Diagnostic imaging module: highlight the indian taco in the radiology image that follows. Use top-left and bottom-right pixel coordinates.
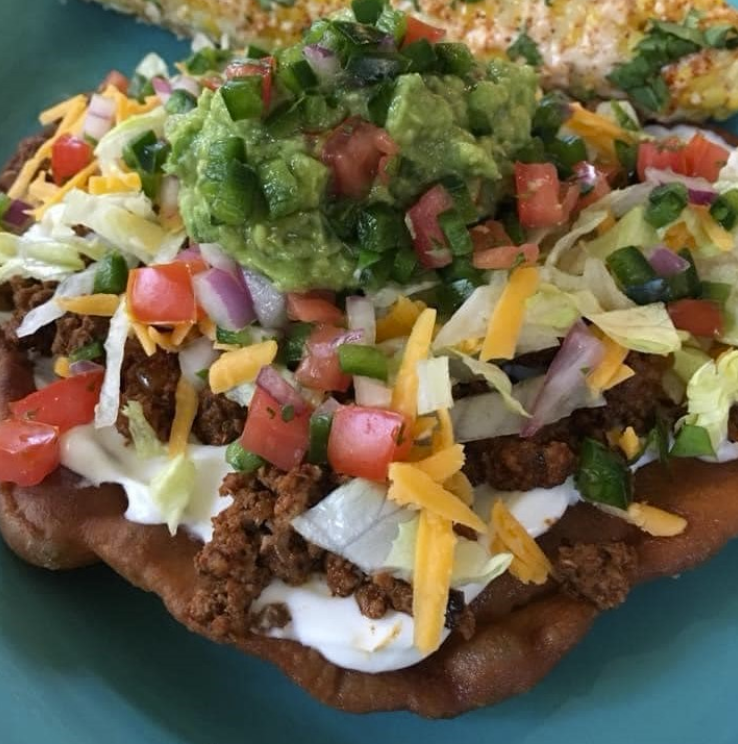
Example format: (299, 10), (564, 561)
(2, 1), (738, 717)
(87, 0), (738, 123)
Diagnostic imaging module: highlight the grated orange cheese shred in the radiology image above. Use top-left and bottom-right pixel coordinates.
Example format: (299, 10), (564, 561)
(208, 340), (278, 394)
(626, 503), (687, 537)
(375, 296), (426, 342)
(618, 426), (641, 460)
(444, 470), (474, 506)
(33, 160), (99, 219)
(693, 205), (734, 251)
(412, 444), (465, 484)
(490, 500), (552, 585)
(56, 293), (120, 316)
(53, 356), (71, 378)
(131, 322), (157, 356)
(432, 408), (455, 452)
(412, 509), (457, 654)
(88, 172), (142, 196)
(168, 377), (199, 458)
(391, 307), (436, 420)
(480, 266), (539, 362)
(587, 333), (630, 392)
(566, 103), (638, 159)
(388, 462), (486, 532)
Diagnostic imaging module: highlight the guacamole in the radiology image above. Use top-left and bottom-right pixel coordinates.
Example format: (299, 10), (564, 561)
(165, 8), (538, 291)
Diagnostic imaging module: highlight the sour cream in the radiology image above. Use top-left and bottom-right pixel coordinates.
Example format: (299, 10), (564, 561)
(59, 424), (232, 542)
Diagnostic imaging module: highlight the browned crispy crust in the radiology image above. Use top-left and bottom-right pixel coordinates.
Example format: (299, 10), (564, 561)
(2, 343), (738, 717)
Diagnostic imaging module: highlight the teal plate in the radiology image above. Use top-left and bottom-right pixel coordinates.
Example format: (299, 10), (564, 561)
(2, 2), (738, 742)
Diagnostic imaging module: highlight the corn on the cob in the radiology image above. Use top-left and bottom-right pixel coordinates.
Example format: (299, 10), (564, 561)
(88, 0), (738, 121)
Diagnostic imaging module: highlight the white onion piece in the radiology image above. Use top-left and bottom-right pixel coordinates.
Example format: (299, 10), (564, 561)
(521, 321), (605, 437)
(192, 268), (255, 331)
(242, 269), (288, 329)
(179, 336), (219, 390)
(354, 377), (393, 408)
(199, 242), (239, 275)
(346, 295), (376, 344)
(159, 176), (180, 219)
(171, 75), (201, 97)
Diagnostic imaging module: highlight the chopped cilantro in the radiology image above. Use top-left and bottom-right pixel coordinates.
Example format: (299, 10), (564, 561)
(507, 31), (543, 67)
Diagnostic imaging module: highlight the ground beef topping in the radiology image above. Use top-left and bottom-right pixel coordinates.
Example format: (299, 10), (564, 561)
(52, 314), (110, 358)
(1, 277), (56, 354)
(190, 465), (476, 640)
(192, 387), (247, 446)
(555, 542), (637, 610)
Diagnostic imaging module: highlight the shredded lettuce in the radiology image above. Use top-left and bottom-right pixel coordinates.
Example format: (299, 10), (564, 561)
(679, 349), (738, 450)
(583, 206), (659, 261)
(61, 190), (185, 262)
(586, 304), (681, 355)
(432, 274), (505, 350)
(122, 401), (167, 459)
(150, 453), (197, 535)
(95, 106), (168, 175)
(672, 346), (711, 384)
(291, 478), (413, 573)
(383, 517), (513, 587)
(416, 357), (453, 415)
(95, 298), (131, 429)
(544, 208), (609, 269)
(450, 351), (529, 417)
(0, 229), (91, 283)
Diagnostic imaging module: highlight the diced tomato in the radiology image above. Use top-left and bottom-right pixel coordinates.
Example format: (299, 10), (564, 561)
(470, 220), (513, 251)
(402, 16), (446, 47)
(224, 56), (275, 109)
(9, 371), (105, 433)
(295, 325), (352, 393)
(321, 117), (398, 199)
(240, 386), (312, 471)
(51, 134), (93, 186)
(684, 133), (730, 182)
(0, 419), (60, 487)
(636, 138), (688, 182)
(100, 69), (129, 94)
(667, 299), (724, 338)
(472, 243), (540, 270)
(327, 406), (412, 481)
(514, 162), (565, 229)
(286, 293), (344, 325)
(406, 184), (455, 268)
(127, 263), (197, 325)
(573, 162), (612, 211)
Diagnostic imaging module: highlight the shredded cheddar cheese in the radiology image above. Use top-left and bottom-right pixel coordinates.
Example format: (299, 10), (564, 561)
(412, 509), (456, 654)
(587, 333), (630, 392)
(391, 307), (436, 420)
(693, 205), (734, 251)
(444, 471), (474, 506)
(490, 500), (552, 586)
(388, 462), (486, 532)
(168, 377), (199, 458)
(56, 293), (120, 316)
(566, 103), (638, 159)
(33, 160), (99, 220)
(53, 356), (71, 378)
(88, 172), (143, 196)
(412, 444), (465, 483)
(618, 426), (641, 460)
(626, 503), (687, 537)
(132, 322), (158, 356)
(432, 408), (455, 452)
(375, 296), (426, 342)
(480, 266), (539, 362)
(208, 340), (278, 394)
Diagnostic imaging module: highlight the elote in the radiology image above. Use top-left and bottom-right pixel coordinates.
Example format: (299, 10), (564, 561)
(87, 0), (738, 121)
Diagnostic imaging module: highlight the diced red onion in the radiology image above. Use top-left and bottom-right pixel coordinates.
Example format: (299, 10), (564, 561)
(159, 175), (180, 219)
(192, 268), (255, 331)
(83, 93), (117, 141)
(174, 245), (202, 263)
(256, 365), (309, 414)
(171, 75), (201, 97)
(648, 246), (690, 277)
(242, 270), (288, 329)
(303, 44), (341, 80)
(88, 93), (116, 120)
(573, 161), (597, 192)
(152, 76), (172, 104)
(644, 167), (717, 204)
(521, 321), (605, 438)
(2, 199), (32, 229)
(354, 377), (393, 408)
(331, 329), (364, 348)
(346, 295), (376, 345)
(69, 360), (105, 376)
(199, 242), (239, 275)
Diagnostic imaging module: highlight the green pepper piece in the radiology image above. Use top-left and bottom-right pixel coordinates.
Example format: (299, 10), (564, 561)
(645, 183), (688, 228)
(225, 441), (266, 472)
(94, 251), (129, 295)
(220, 78), (264, 121)
(216, 326), (252, 346)
(574, 438), (633, 509)
(69, 340), (105, 363)
(307, 411), (334, 465)
(337, 344), (389, 381)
